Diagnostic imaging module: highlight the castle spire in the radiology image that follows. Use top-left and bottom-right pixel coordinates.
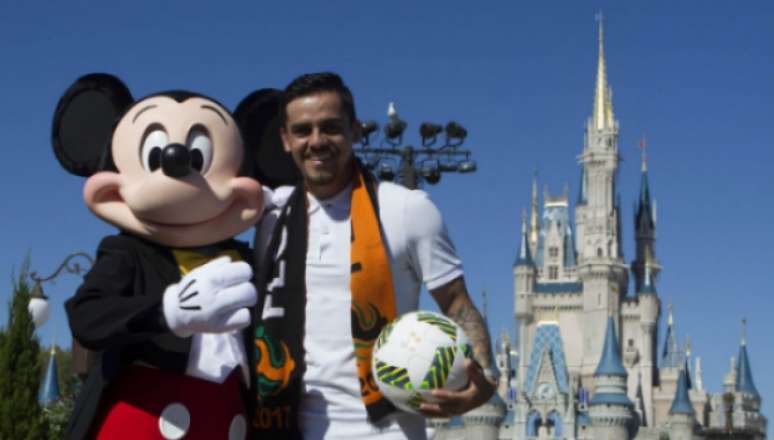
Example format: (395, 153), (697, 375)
(593, 12), (614, 131)
(594, 316), (627, 377)
(638, 138), (652, 208)
(633, 137), (658, 291)
(38, 345), (61, 406)
(515, 209), (534, 267)
(589, 317), (634, 438)
(669, 366), (695, 415)
(529, 172), (539, 252)
(736, 319), (760, 399)
(662, 303), (681, 368)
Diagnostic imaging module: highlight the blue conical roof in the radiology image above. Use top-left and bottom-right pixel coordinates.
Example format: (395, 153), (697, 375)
(636, 170), (655, 232)
(661, 312), (681, 369)
(594, 316), (627, 377)
(38, 348), (60, 406)
(736, 342), (760, 399)
(669, 367), (694, 415)
(639, 170), (651, 207)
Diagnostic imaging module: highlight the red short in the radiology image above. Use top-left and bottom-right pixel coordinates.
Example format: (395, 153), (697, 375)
(91, 365), (247, 440)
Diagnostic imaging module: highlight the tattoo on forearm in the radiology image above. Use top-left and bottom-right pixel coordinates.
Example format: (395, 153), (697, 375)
(445, 284), (494, 370)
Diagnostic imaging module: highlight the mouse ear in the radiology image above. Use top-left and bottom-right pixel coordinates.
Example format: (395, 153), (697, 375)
(234, 88), (300, 189)
(52, 73), (134, 177)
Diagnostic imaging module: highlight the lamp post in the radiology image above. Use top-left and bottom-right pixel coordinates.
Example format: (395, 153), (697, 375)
(28, 252), (94, 379)
(354, 103), (477, 190)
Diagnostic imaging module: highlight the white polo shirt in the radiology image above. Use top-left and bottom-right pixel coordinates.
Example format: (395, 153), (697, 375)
(256, 181), (464, 440)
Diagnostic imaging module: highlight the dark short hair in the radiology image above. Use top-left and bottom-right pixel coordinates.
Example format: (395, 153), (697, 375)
(281, 72), (357, 126)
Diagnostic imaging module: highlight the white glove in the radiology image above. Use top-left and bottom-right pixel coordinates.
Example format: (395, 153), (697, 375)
(162, 256), (256, 338)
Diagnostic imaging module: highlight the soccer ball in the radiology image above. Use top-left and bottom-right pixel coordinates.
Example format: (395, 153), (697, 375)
(372, 311), (471, 414)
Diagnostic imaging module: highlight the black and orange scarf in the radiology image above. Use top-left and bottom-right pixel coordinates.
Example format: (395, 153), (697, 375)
(253, 163), (397, 438)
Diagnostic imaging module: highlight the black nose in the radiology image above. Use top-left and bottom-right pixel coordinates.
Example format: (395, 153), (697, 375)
(161, 143), (191, 178)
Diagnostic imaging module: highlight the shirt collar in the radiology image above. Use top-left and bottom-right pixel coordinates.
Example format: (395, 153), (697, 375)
(307, 182), (353, 215)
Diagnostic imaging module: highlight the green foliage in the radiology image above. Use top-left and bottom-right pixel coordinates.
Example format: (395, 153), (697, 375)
(0, 264), (47, 439)
(41, 393), (75, 440)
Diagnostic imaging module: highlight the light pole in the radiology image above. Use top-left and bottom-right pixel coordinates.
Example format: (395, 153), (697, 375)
(354, 103), (477, 190)
(28, 252), (94, 379)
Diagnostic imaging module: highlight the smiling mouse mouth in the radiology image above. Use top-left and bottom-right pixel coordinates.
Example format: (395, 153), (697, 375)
(135, 199), (241, 229)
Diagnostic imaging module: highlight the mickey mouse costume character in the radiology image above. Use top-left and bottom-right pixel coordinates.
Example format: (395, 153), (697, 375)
(53, 73), (281, 440)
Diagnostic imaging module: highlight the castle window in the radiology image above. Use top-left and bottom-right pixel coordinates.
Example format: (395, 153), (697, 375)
(548, 266), (559, 280)
(548, 247), (559, 258)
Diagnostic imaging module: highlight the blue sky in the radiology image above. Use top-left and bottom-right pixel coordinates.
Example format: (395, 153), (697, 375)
(1, 0), (772, 431)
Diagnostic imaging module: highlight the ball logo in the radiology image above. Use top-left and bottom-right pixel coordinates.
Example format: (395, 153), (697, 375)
(374, 361), (413, 391)
(420, 346), (456, 390)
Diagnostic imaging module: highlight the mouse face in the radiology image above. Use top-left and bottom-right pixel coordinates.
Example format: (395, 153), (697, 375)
(53, 74), (286, 247)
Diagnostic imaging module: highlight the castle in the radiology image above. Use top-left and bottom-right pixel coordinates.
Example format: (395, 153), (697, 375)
(433, 18), (767, 440)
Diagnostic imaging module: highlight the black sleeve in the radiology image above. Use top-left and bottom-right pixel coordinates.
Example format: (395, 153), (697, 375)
(65, 236), (168, 351)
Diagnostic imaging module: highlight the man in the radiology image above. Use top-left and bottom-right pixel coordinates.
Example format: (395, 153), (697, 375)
(253, 72), (495, 439)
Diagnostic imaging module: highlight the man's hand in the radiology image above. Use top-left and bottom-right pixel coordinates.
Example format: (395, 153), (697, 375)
(419, 359), (496, 417)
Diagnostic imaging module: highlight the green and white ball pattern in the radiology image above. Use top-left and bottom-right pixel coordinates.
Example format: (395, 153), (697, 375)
(372, 311), (472, 414)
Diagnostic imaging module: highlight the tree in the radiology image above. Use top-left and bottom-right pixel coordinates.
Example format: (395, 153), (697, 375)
(0, 261), (47, 439)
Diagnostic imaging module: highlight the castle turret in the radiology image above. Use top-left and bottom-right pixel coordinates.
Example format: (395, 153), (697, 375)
(728, 320), (768, 435)
(735, 322), (760, 401)
(575, 13), (622, 260)
(514, 210), (536, 391)
(635, 261), (660, 427)
(632, 139), (662, 292)
(576, 13), (629, 380)
(514, 210), (536, 319)
(668, 366), (696, 440)
(589, 316), (634, 439)
(652, 303), (685, 426)
(661, 304), (682, 370)
(705, 321), (768, 437)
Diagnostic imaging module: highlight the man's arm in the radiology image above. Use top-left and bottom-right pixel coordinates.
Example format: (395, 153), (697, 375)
(422, 275), (496, 417)
(431, 276), (493, 371)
